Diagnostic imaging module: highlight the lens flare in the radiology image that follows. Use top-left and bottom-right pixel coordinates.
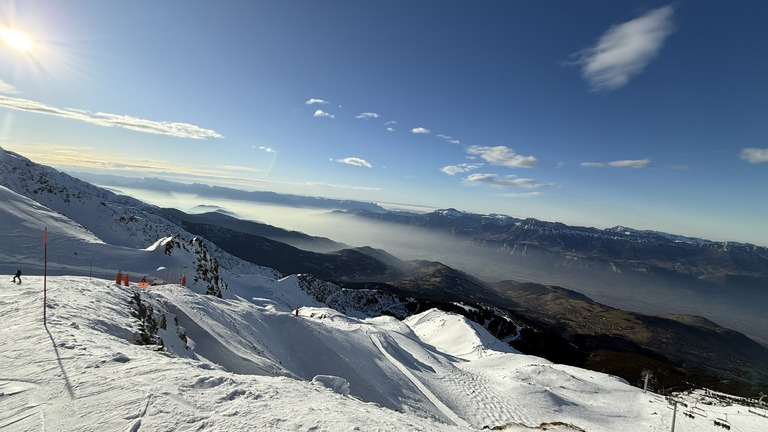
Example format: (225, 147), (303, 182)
(1, 28), (33, 51)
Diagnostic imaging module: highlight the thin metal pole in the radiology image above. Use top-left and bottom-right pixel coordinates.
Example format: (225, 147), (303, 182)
(44, 228), (47, 326)
(643, 371), (651, 393)
(670, 401), (677, 432)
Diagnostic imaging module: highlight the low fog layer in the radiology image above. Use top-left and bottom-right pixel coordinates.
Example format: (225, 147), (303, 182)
(103, 186), (768, 342)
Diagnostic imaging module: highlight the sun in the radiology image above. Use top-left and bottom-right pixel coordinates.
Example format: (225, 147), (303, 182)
(1, 28), (33, 51)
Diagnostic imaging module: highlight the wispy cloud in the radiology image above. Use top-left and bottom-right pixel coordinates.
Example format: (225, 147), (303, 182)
(0, 95), (223, 139)
(437, 134), (460, 144)
(498, 191), (543, 198)
(0, 79), (18, 94)
(463, 173), (558, 189)
(740, 148), (768, 164)
(355, 112), (380, 119)
(569, 5), (674, 91)
(581, 158), (651, 168)
(313, 109), (335, 119)
(411, 127), (430, 134)
(440, 163), (483, 176)
(306, 98), (329, 105)
(305, 181), (381, 191)
(11, 142), (382, 194)
(15, 143), (254, 180)
(218, 165), (264, 175)
(336, 157), (372, 168)
(255, 146), (276, 153)
(466, 145), (537, 168)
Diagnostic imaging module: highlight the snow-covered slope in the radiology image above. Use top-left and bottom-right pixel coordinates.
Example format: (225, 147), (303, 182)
(0, 147), (175, 248)
(0, 147), (281, 296)
(3, 148), (767, 431)
(4, 275), (766, 431)
(0, 276), (462, 431)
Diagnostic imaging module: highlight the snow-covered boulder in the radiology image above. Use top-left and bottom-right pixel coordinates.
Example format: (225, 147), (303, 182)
(311, 375), (351, 396)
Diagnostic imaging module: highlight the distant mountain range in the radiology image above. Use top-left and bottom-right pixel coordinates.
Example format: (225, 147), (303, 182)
(2, 146), (767, 397)
(70, 172), (387, 212)
(341, 207), (768, 344)
(345, 207), (768, 284)
(161, 208), (348, 253)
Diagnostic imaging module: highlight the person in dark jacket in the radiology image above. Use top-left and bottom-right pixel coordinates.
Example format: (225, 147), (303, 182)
(12, 269), (21, 284)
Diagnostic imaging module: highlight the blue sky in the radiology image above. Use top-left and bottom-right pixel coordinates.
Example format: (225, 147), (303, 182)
(1, 1), (767, 245)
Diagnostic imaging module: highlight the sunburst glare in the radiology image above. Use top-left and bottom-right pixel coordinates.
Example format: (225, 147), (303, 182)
(0, 27), (33, 51)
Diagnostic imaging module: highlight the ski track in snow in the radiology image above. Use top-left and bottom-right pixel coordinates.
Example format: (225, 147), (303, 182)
(372, 321), (534, 429)
(370, 332), (471, 428)
(430, 360), (533, 428)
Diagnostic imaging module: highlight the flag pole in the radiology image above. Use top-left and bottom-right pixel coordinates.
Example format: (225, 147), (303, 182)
(44, 227), (47, 326)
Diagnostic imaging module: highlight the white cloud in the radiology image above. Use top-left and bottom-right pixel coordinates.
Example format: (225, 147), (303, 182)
(411, 127), (430, 134)
(0, 79), (18, 94)
(355, 112), (380, 119)
(437, 134), (460, 144)
(570, 6), (674, 91)
(740, 148), (768, 164)
(385, 121), (397, 125)
(463, 173), (558, 189)
(581, 158), (651, 168)
(305, 98), (329, 105)
(257, 146), (276, 153)
(336, 157), (372, 168)
(0, 95), (223, 139)
(313, 109), (335, 119)
(386, 127), (394, 132)
(466, 145), (537, 168)
(440, 163), (483, 175)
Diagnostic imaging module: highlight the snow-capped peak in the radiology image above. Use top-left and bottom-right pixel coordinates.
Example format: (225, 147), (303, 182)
(436, 208), (465, 218)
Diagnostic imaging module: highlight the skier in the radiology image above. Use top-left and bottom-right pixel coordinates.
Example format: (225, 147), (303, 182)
(12, 269), (21, 284)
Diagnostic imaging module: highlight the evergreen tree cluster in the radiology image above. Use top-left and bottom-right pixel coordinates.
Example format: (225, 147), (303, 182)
(129, 291), (165, 347)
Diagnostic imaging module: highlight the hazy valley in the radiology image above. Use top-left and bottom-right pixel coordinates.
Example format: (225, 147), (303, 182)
(84, 173), (768, 345)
